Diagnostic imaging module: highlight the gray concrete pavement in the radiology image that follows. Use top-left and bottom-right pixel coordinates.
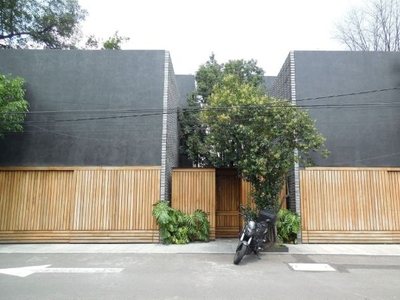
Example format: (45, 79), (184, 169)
(1, 238), (400, 255)
(1, 251), (400, 299)
(1, 243), (400, 299)
(287, 243), (400, 256)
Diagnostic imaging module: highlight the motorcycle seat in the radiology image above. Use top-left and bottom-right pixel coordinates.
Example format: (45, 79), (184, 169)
(259, 210), (277, 223)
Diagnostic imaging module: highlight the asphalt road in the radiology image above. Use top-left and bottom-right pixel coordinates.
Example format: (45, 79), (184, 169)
(1, 252), (399, 300)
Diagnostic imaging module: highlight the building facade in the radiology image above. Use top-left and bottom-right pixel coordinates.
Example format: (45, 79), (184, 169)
(0, 50), (192, 201)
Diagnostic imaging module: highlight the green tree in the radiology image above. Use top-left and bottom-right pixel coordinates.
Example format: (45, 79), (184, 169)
(195, 54), (223, 104)
(178, 92), (208, 166)
(0, 74), (29, 138)
(102, 31), (129, 50)
(195, 54), (264, 104)
(201, 76), (328, 211)
(85, 31), (130, 50)
(179, 55), (265, 166)
(0, 0), (87, 49)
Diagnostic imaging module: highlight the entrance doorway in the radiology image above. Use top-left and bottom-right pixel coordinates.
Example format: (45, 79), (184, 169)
(216, 169), (241, 238)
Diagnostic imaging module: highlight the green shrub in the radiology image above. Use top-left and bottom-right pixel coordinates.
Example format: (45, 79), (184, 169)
(152, 201), (210, 244)
(239, 204), (258, 221)
(276, 209), (301, 244)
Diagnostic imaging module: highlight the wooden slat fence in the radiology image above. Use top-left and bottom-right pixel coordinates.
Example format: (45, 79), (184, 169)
(0, 167), (161, 243)
(300, 168), (400, 243)
(172, 168), (287, 239)
(171, 168), (216, 240)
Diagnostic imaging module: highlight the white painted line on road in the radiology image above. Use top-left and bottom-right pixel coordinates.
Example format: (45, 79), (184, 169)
(0, 265), (124, 277)
(39, 268), (123, 274)
(0, 265), (51, 277)
(289, 263), (336, 272)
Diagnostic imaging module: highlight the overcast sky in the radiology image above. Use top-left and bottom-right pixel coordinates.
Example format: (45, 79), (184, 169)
(78, 0), (365, 76)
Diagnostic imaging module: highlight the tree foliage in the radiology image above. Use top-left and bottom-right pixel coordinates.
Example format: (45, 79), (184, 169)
(179, 55), (265, 166)
(85, 31), (130, 50)
(0, 0), (87, 49)
(102, 31), (129, 50)
(276, 209), (301, 244)
(194, 54), (265, 104)
(180, 55), (328, 211)
(0, 74), (29, 138)
(200, 76), (328, 210)
(152, 201), (210, 244)
(195, 54), (223, 104)
(334, 0), (400, 51)
(179, 92), (208, 166)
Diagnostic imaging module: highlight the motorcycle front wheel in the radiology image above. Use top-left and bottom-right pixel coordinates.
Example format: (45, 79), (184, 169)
(233, 243), (247, 265)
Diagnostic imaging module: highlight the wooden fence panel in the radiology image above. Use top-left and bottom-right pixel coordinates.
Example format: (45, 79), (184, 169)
(389, 171), (400, 232)
(0, 167), (160, 243)
(300, 168), (400, 243)
(171, 168), (216, 240)
(73, 169), (160, 231)
(0, 170), (74, 231)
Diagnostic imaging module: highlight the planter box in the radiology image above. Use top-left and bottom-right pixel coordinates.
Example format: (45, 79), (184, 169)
(261, 243), (289, 253)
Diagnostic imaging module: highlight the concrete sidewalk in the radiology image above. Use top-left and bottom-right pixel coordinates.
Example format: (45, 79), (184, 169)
(287, 243), (400, 256)
(1, 239), (400, 256)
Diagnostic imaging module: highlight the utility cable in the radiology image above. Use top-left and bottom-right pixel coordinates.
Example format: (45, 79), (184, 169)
(1, 86), (400, 116)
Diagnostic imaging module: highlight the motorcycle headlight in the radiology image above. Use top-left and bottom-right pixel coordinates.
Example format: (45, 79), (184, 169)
(249, 221), (256, 230)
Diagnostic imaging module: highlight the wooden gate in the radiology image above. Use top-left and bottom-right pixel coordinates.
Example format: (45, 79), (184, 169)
(216, 169), (241, 238)
(171, 168), (216, 239)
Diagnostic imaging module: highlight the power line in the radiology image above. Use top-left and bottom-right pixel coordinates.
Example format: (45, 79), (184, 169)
(24, 124), (164, 143)
(1, 86), (400, 116)
(0, 86), (398, 130)
(2, 102), (399, 127)
(295, 87), (400, 102)
(25, 112), (164, 123)
(329, 151), (400, 166)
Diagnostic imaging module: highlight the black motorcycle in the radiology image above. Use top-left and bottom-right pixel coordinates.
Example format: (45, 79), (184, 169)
(233, 207), (277, 265)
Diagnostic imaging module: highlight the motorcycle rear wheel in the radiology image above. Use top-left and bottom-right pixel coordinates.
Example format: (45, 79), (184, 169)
(233, 244), (247, 265)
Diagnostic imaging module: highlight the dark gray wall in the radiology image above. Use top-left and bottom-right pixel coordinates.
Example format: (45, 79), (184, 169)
(176, 75), (195, 107)
(175, 75), (196, 167)
(294, 51), (400, 167)
(0, 50), (167, 166)
(264, 76), (276, 93)
(268, 53), (297, 211)
(162, 55), (182, 200)
(269, 53), (293, 101)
